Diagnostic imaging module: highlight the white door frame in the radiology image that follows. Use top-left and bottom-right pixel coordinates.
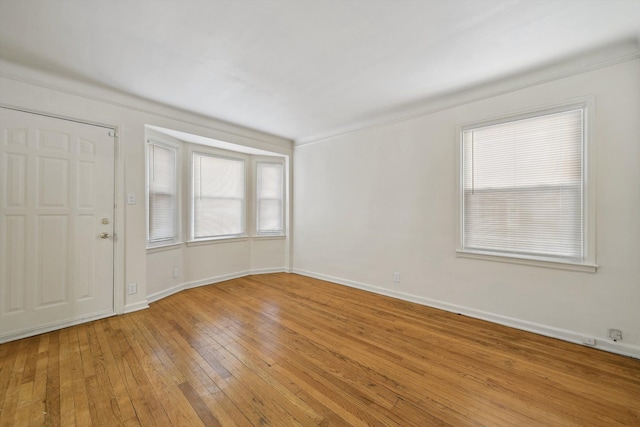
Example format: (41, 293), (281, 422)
(0, 103), (125, 318)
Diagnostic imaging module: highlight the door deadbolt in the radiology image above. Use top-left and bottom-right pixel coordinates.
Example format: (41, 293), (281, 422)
(101, 218), (110, 225)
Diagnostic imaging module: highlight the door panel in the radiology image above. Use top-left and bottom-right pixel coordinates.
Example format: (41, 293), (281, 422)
(0, 108), (115, 340)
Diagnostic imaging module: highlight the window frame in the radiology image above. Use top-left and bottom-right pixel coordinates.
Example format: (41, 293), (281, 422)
(456, 100), (597, 273)
(254, 158), (286, 237)
(189, 148), (248, 242)
(145, 138), (180, 248)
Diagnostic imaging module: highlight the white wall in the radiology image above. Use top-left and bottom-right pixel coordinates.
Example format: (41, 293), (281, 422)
(0, 60), (292, 313)
(293, 59), (640, 358)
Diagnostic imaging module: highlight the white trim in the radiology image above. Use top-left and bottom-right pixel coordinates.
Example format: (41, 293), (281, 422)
(291, 268), (640, 360)
(252, 235), (287, 241)
(184, 271), (251, 290)
(0, 104), (115, 130)
(456, 251), (597, 273)
(249, 267), (290, 275)
(147, 125), (287, 157)
(123, 301), (150, 314)
(186, 236), (249, 246)
(147, 282), (188, 304)
(146, 268), (289, 304)
(285, 155), (293, 271)
(112, 124), (126, 315)
(0, 310), (115, 344)
(459, 101), (588, 132)
(146, 242), (184, 254)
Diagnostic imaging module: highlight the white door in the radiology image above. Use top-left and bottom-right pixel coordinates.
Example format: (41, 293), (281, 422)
(0, 108), (115, 341)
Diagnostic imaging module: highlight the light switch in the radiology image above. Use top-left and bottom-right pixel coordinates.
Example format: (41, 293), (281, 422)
(127, 194), (136, 205)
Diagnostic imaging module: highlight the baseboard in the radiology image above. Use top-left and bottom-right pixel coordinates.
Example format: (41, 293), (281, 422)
(147, 283), (185, 304)
(292, 268), (640, 360)
(0, 309), (115, 344)
(123, 301), (150, 314)
(147, 267), (290, 304)
(183, 270), (252, 290)
(250, 267), (291, 275)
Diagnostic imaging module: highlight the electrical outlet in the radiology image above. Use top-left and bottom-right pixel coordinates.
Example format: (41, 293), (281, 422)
(393, 272), (400, 283)
(128, 283), (137, 295)
(581, 337), (596, 346)
(609, 329), (623, 342)
(173, 267), (180, 279)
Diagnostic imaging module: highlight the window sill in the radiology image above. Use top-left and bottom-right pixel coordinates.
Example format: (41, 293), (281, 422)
(456, 250), (598, 273)
(252, 234), (286, 241)
(187, 236), (249, 247)
(146, 242), (183, 254)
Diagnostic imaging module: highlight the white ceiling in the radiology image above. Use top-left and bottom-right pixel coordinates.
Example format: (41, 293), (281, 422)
(0, 0), (639, 142)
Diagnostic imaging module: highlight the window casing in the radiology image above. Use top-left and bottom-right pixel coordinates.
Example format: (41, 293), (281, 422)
(255, 161), (285, 236)
(146, 140), (179, 247)
(191, 152), (246, 240)
(459, 103), (595, 271)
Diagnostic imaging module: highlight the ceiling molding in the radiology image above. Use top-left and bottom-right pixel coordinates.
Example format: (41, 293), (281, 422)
(294, 38), (640, 147)
(0, 58), (293, 152)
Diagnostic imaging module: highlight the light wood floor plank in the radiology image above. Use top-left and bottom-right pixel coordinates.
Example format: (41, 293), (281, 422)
(1, 273), (639, 426)
(141, 308), (254, 426)
(43, 331), (61, 427)
(109, 316), (204, 427)
(67, 328), (91, 427)
(11, 337), (39, 426)
(213, 278), (516, 425)
(58, 329), (77, 427)
(25, 335), (49, 426)
(84, 323), (125, 426)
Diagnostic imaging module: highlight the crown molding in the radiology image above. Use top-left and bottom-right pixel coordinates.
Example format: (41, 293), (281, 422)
(0, 58), (293, 152)
(295, 38), (640, 147)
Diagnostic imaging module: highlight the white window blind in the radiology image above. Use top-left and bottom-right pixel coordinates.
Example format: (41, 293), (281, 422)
(192, 153), (245, 239)
(256, 162), (284, 235)
(147, 141), (178, 244)
(462, 108), (584, 261)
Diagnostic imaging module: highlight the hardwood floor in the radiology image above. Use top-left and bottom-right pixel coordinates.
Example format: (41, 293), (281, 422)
(1, 273), (639, 426)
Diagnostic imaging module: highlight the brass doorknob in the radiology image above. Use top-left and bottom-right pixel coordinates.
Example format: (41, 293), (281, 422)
(100, 232), (111, 239)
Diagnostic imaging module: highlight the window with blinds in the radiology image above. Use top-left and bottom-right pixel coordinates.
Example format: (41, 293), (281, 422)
(192, 153), (245, 239)
(256, 162), (284, 235)
(461, 107), (585, 262)
(147, 141), (178, 245)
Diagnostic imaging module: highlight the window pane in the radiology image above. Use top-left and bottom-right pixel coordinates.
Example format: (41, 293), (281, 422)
(148, 142), (177, 243)
(193, 153), (245, 238)
(258, 199), (283, 232)
(256, 162), (284, 234)
(462, 108), (584, 260)
(194, 198), (243, 237)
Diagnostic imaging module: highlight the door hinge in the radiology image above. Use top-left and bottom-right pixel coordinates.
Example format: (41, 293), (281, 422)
(108, 130), (118, 137)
